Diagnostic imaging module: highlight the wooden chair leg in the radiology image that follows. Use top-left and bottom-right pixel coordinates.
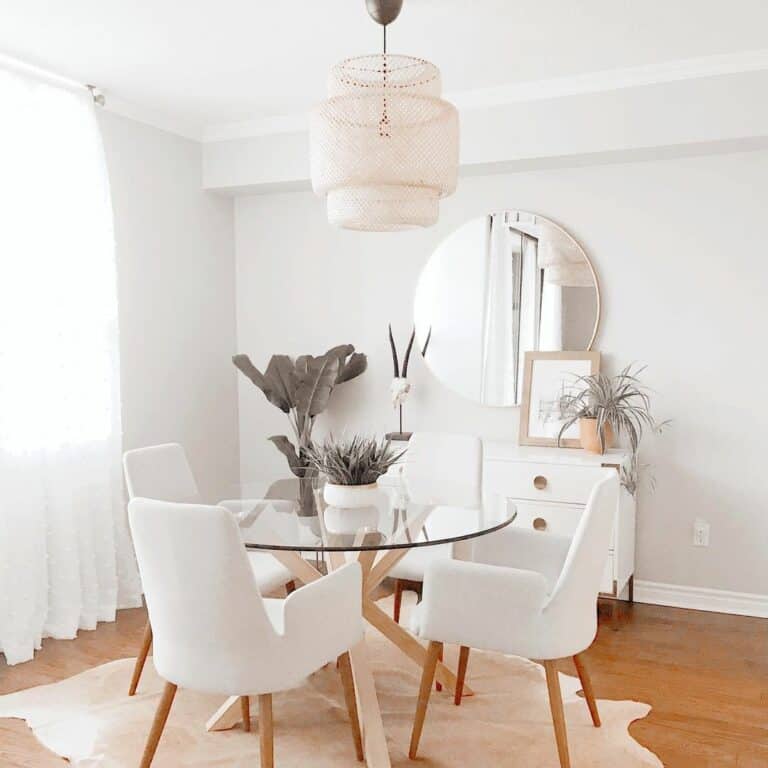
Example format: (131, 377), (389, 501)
(393, 579), (404, 623)
(543, 661), (571, 768)
(258, 693), (274, 768)
(573, 653), (600, 727)
(285, 580), (296, 596)
(454, 646), (470, 705)
(338, 652), (364, 761)
(139, 681), (177, 768)
(129, 621), (153, 696)
(409, 640), (442, 759)
(240, 696), (251, 732)
(435, 644), (444, 692)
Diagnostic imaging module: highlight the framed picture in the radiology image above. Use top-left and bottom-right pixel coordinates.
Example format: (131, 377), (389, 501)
(519, 351), (601, 447)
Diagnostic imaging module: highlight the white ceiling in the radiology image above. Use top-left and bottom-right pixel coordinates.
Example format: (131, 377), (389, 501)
(1, 0), (767, 137)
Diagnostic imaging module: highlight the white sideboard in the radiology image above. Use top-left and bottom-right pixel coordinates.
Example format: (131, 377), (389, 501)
(482, 442), (635, 601)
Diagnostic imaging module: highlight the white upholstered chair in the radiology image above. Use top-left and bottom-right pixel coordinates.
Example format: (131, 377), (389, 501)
(409, 471), (618, 768)
(129, 499), (363, 768)
(388, 432), (482, 623)
(122, 443), (295, 696)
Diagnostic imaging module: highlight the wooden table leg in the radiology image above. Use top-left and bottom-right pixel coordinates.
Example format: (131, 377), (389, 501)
(327, 550), (391, 768)
(347, 639), (391, 768)
(206, 695), (244, 732)
(362, 601), (474, 696)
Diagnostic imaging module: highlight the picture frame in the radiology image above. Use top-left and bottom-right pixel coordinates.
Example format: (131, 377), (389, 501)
(518, 351), (601, 447)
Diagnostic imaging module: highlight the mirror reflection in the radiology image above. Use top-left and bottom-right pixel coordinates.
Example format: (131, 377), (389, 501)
(414, 211), (599, 406)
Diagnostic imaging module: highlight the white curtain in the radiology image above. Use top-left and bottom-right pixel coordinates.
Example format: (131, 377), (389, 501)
(0, 67), (141, 665)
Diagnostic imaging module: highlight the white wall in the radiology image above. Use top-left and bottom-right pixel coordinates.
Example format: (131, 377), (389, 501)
(235, 149), (768, 597)
(99, 112), (240, 501)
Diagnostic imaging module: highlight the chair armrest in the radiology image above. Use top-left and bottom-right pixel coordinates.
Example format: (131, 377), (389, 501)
(473, 525), (571, 593)
(418, 559), (548, 657)
(284, 562), (364, 663)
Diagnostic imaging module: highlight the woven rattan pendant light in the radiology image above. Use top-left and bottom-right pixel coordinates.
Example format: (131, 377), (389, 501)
(310, 0), (459, 231)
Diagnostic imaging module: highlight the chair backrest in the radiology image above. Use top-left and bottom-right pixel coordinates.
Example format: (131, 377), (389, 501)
(405, 432), (483, 507)
(123, 443), (200, 503)
(128, 498), (282, 694)
(542, 471), (618, 655)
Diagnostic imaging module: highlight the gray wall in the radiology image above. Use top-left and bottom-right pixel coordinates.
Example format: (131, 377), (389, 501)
(100, 112), (240, 502)
(234, 149), (768, 597)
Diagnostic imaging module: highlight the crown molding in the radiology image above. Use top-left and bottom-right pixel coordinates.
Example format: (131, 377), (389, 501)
(0, 49), (204, 142)
(103, 95), (203, 142)
(202, 48), (768, 143)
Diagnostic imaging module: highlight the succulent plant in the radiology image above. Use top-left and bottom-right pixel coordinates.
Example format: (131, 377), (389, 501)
(306, 435), (405, 486)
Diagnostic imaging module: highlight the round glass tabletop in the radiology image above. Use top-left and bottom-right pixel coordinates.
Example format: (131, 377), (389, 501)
(223, 475), (517, 553)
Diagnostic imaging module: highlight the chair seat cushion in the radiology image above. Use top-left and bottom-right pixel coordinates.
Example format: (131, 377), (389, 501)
(247, 551), (294, 594)
(388, 543), (452, 582)
(262, 598), (286, 635)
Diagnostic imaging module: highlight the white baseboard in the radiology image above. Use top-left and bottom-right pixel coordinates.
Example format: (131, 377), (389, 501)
(633, 580), (768, 618)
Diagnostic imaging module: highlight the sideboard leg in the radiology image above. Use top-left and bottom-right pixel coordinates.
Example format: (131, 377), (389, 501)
(627, 575), (634, 603)
(610, 599), (619, 631)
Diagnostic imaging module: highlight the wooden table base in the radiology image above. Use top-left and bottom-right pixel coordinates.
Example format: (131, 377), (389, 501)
(206, 547), (472, 767)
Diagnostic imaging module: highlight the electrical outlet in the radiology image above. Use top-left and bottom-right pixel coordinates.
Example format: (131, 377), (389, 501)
(693, 518), (710, 547)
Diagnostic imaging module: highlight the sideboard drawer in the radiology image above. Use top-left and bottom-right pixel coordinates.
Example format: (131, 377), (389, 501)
(512, 500), (584, 537)
(487, 460), (609, 504)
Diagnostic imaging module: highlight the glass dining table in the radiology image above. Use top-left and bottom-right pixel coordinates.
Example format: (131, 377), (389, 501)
(207, 472), (517, 768)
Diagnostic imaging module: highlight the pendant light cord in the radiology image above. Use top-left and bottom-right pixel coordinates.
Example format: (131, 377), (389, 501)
(379, 23), (390, 137)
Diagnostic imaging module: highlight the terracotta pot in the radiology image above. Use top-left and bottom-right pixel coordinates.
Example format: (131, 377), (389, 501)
(579, 418), (615, 454)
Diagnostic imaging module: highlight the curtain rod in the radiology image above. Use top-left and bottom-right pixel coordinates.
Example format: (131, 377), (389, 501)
(0, 51), (104, 105)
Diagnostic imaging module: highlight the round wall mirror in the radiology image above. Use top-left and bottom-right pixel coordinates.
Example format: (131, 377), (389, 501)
(414, 210), (600, 406)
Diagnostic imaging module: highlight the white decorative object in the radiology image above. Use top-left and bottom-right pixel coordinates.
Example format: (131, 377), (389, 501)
(390, 376), (411, 408)
(309, 2), (459, 231)
(324, 482), (382, 509)
(482, 441), (636, 604)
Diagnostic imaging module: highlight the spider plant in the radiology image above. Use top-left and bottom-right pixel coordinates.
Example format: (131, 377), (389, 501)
(306, 435), (405, 486)
(557, 365), (669, 490)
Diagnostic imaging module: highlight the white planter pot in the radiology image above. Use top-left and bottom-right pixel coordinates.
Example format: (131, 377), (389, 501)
(323, 482), (380, 509)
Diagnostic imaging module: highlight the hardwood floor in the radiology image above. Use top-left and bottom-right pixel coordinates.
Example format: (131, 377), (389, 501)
(1, 599), (766, 767)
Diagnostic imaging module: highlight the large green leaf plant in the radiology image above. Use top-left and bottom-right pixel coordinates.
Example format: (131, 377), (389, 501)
(233, 345), (367, 476)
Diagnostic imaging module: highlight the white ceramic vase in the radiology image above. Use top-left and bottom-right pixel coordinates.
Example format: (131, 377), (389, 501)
(323, 482), (380, 509)
(323, 504), (380, 535)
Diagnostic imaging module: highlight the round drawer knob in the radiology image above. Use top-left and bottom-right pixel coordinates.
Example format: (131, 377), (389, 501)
(533, 517), (548, 531)
(533, 475), (548, 490)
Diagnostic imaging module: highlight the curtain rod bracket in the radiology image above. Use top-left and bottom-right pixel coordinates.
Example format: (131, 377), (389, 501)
(86, 84), (106, 107)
